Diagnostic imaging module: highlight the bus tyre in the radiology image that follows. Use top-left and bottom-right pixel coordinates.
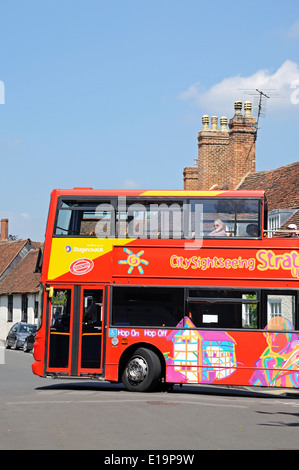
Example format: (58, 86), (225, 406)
(122, 347), (161, 392)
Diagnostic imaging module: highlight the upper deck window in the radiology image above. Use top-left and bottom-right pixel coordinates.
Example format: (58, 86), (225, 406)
(55, 200), (115, 237)
(190, 198), (260, 238)
(53, 196), (262, 239)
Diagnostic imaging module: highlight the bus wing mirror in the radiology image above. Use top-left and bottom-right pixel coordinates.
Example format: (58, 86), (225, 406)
(46, 286), (54, 298)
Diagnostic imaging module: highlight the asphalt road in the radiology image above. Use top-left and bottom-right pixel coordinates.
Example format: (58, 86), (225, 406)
(1, 347), (299, 451)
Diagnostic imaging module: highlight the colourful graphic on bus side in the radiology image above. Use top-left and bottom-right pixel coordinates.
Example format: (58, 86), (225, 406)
(165, 317), (237, 384)
(164, 316), (299, 387)
(249, 317), (299, 387)
(118, 248), (149, 274)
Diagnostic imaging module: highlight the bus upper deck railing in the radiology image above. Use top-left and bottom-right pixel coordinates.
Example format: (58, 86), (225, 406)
(263, 229), (299, 238)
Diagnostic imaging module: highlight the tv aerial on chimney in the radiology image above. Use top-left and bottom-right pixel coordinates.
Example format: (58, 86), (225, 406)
(255, 89), (270, 141)
(239, 88), (275, 141)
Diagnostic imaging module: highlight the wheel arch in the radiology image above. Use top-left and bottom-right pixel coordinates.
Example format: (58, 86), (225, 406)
(118, 342), (166, 383)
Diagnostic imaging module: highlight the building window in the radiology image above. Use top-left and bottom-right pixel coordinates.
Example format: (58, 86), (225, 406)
(267, 293), (296, 327)
(269, 300), (282, 316)
(34, 300), (39, 320)
(21, 294), (28, 322)
(7, 295), (13, 322)
(268, 209), (298, 238)
(268, 214), (280, 238)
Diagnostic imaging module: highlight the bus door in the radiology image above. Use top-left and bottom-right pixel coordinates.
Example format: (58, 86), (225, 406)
(47, 286), (105, 376)
(79, 287), (104, 373)
(47, 287), (72, 372)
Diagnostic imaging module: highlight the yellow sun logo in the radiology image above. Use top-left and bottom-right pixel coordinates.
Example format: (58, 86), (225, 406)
(118, 248), (149, 274)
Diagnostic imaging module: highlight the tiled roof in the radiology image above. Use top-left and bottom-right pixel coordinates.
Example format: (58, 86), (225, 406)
(0, 248), (40, 295)
(0, 239), (41, 278)
(0, 239), (30, 277)
(282, 209), (299, 228)
(237, 161), (299, 211)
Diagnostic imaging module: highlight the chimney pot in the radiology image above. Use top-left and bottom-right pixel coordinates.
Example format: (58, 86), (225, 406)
(244, 100), (253, 117)
(211, 116), (218, 130)
(220, 116), (228, 131)
(1, 219), (8, 240)
(234, 100), (243, 115)
(202, 115), (210, 130)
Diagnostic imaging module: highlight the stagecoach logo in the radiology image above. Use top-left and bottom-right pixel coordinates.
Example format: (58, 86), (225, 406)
(65, 245), (103, 254)
(69, 258), (94, 275)
(118, 248), (149, 274)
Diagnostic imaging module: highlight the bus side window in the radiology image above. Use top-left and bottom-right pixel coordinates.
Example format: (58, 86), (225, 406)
(265, 292), (296, 330)
(187, 290), (258, 329)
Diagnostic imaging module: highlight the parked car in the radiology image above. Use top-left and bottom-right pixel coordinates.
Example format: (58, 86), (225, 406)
(5, 323), (37, 350)
(23, 331), (36, 353)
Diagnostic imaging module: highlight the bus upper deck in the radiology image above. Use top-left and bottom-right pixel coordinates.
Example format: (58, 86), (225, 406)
(49, 188), (265, 240)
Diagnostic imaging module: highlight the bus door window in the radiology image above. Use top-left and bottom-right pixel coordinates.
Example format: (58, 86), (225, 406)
(81, 289), (103, 369)
(48, 289), (71, 368)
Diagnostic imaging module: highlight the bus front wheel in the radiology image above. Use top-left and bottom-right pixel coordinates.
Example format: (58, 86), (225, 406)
(122, 347), (161, 392)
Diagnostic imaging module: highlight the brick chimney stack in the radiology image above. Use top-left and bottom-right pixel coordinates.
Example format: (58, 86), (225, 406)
(197, 113), (229, 190)
(228, 100), (256, 188)
(183, 100), (257, 190)
(1, 219), (8, 240)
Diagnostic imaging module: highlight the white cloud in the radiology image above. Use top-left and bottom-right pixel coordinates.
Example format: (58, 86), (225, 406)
(7, 138), (23, 147)
(0, 138), (23, 147)
(121, 179), (141, 189)
(286, 20), (299, 38)
(21, 212), (31, 220)
(179, 60), (299, 116)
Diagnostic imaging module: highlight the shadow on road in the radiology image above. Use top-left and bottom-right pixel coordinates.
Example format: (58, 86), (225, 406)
(35, 379), (299, 399)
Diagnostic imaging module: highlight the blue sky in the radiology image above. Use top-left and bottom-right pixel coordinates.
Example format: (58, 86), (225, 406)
(0, 0), (298, 241)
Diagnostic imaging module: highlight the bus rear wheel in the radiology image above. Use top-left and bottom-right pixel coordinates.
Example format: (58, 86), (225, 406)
(122, 347), (161, 392)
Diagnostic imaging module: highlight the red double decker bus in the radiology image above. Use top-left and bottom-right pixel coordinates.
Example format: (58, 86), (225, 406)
(32, 188), (299, 391)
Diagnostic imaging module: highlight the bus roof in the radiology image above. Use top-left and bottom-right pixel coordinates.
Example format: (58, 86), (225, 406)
(51, 188), (266, 198)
